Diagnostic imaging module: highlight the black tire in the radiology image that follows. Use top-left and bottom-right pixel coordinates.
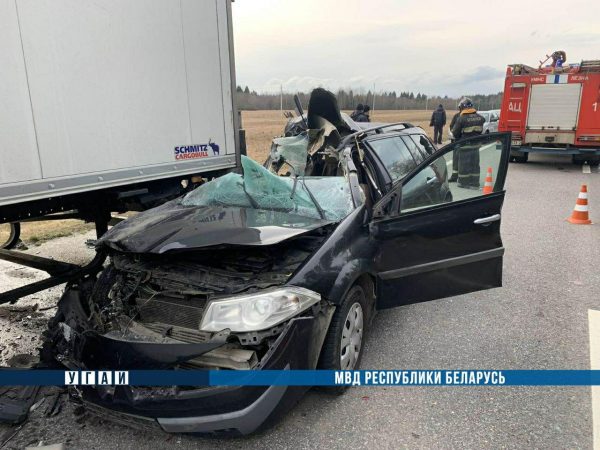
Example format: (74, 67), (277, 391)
(572, 155), (585, 166)
(318, 284), (369, 394)
(587, 157), (600, 167)
(512, 152), (528, 163)
(0, 222), (21, 249)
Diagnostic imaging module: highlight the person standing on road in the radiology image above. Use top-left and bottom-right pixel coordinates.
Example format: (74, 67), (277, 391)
(362, 105), (371, 122)
(430, 104), (446, 145)
(448, 110), (461, 182)
(451, 97), (485, 189)
(352, 105), (370, 123)
(350, 104), (364, 121)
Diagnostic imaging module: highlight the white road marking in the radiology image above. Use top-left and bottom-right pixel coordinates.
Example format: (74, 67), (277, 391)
(583, 164), (592, 174)
(588, 309), (600, 450)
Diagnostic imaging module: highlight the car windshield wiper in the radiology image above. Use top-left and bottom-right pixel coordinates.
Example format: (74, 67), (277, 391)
(286, 162), (325, 220)
(300, 178), (326, 220)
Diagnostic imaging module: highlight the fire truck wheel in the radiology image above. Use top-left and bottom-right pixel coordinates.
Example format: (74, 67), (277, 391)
(512, 153), (528, 163)
(587, 157), (600, 167)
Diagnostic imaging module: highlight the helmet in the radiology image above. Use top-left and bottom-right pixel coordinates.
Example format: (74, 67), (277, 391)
(458, 97), (473, 110)
(356, 103), (364, 111)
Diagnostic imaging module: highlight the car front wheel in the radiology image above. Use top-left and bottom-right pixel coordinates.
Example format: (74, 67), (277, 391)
(318, 284), (368, 392)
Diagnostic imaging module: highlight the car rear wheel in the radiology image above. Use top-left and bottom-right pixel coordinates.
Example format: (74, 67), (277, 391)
(318, 284), (368, 393)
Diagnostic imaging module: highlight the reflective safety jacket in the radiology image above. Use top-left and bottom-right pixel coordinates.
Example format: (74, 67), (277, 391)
(451, 108), (485, 140)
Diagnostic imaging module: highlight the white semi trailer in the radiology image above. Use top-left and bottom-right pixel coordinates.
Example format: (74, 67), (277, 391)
(0, 0), (243, 302)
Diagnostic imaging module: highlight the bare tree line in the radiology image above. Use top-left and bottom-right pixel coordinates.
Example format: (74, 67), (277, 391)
(236, 86), (504, 111)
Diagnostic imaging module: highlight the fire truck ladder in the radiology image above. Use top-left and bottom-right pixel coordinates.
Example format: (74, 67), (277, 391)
(580, 60), (600, 72)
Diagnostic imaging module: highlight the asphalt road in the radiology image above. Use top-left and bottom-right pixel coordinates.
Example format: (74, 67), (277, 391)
(1, 153), (599, 449)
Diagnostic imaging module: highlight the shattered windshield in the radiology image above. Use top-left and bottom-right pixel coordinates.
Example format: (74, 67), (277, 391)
(182, 156), (357, 221)
(270, 134), (310, 175)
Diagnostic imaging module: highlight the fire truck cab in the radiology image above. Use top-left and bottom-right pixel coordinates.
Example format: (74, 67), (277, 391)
(499, 59), (600, 166)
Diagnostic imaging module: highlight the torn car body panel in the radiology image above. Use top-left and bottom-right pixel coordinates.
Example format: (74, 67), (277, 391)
(99, 204), (334, 253)
(47, 280), (334, 434)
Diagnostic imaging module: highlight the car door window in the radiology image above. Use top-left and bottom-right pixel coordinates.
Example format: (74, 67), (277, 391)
(367, 136), (417, 183)
(401, 135), (425, 164)
(401, 133), (509, 213)
(408, 134), (436, 157)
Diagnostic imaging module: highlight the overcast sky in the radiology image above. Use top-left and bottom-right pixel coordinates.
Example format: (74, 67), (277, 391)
(232, 0), (600, 97)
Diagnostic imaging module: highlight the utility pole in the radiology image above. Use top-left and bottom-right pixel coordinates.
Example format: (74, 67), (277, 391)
(372, 83), (376, 111)
(425, 96), (429, 111)
(280, 84), (283, 112)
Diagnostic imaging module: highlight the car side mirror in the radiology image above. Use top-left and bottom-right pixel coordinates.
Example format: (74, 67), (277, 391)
(370, 183), (403, 227)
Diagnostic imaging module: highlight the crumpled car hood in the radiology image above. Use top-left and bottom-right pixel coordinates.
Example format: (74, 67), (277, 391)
(98, 201), (334, 254)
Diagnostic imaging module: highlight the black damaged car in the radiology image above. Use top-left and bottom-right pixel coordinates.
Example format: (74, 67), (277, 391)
(43, 89), (511, 435)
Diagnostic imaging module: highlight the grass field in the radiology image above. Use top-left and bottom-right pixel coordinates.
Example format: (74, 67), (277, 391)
(0, 220), (95, 247)
(6, 110), (453, 244)
(243, 109), (457, 162)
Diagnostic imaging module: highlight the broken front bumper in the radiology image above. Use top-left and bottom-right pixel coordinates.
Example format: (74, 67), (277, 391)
(51, 287), (332, 435)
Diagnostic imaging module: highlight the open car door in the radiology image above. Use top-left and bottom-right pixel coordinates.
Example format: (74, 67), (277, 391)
(369, 133), (511, 309)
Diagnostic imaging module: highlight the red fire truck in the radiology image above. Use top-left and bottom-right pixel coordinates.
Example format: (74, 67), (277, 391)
(498, 58), (600, 165)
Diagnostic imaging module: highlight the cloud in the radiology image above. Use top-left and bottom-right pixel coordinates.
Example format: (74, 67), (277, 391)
(457, 66), (506, 85)
(232, 0), (600, 96)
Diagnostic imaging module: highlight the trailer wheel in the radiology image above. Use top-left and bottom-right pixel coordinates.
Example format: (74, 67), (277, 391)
(0, 223), (21, 249)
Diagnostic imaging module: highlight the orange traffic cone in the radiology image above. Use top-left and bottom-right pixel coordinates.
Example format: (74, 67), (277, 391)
(567, 185), (592, 225)
(482, 167), (494, 195)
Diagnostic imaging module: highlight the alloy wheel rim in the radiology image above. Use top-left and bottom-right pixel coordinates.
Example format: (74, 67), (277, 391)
(340, 302), (364, 370)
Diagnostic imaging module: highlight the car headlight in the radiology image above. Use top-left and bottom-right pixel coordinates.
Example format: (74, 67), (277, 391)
(199, 286), (321, 333)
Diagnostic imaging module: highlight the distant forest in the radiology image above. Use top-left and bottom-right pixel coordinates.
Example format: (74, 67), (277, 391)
(236, 86), (504, 112)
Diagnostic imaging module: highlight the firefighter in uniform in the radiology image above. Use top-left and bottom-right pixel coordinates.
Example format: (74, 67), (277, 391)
(448, 111), (461, 182)
(451, 98), (485, 188)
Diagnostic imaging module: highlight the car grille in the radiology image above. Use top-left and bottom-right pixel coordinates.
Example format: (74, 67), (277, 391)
(135, 295), (206, 330)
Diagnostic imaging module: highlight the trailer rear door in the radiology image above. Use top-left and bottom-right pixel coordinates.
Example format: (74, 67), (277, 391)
(527, 83), (582, 130)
